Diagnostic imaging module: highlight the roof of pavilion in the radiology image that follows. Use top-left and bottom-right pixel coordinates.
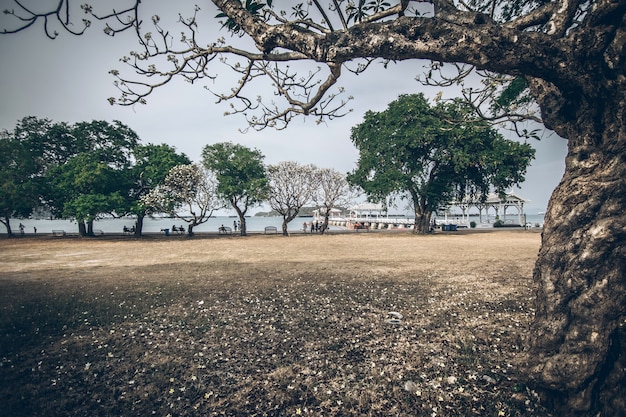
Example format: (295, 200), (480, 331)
(348, 202), (385, 212)
(449, 192), (529, 206)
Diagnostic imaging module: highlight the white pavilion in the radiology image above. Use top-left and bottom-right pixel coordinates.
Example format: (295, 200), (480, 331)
(439, 192), (529, 227)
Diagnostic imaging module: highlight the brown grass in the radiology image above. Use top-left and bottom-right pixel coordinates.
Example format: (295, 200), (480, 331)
(0, 231), (551, 416)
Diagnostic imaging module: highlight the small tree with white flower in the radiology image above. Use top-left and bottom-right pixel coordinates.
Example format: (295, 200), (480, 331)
(142, 164), (223, 236)
(267, 161), (318, 236)
(312, 168), (354, 234)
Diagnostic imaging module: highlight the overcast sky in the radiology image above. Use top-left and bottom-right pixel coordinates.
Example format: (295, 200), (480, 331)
(0, 2), (567, 213)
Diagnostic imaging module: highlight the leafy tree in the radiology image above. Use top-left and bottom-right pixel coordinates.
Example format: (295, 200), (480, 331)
(47, 152), (128, 235)
(128, 144), (191, 236)
(348, 94), (535, 233)
(10, 116), (76, 168)
(42, 120), (139, 235)
(312, 168), (353, 234)
(70, 120), (139, 168)
(0, 117), (78, 235)
(0, 131), (39, 236)
(201, 142), (268, 236)
(267, 161), (318, 235)
(141, 164), (222, 236)
(4, 1), (626, 413)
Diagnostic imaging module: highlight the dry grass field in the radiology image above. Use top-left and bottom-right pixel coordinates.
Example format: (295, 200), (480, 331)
(0, 231), (551, 416)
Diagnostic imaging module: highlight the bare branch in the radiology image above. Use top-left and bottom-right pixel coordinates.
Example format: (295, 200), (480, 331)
(3, 0), (619, 134)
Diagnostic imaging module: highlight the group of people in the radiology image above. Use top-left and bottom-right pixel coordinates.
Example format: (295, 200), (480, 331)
(171, 225), (186, 233)
(303, 221), (326, 233)
(122, 225), (136, 234)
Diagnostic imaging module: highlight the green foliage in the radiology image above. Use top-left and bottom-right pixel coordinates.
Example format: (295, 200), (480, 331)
(348, 94), (535, 233)
(46, 152), (129, 224)
(202, 142), (267, 234)
(491, 77), (533, 115)
(201, 141), (268, 207)
(216, 0), (271, 35)
(0, 116), (79, 233)
(0, 131), (39, 234)
(345, 0), (392, 23)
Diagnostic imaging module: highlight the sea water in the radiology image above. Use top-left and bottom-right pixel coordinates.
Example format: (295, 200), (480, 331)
(5, 213), (546, 235)
(4, 216), (324, 235)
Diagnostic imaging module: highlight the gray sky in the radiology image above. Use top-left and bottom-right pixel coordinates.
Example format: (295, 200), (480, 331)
(0, 2), (567, 212)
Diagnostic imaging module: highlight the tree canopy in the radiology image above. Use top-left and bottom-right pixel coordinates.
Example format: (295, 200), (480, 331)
(42, 120), (139, 235)
(0, 130), (39, 235)
(201, 141), (268, 236)
(348, 93), (535, 233)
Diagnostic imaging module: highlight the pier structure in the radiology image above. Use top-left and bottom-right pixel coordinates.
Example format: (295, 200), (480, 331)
(318, 202), (415, 230)
(318, 192), (529, 230)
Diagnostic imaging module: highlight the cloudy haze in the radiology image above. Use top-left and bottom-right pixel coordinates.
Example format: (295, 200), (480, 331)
(0, 2), (567, 213)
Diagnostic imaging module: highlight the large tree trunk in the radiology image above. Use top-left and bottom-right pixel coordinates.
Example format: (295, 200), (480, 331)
(522, 93), (626, 415)
(78, 221), (87, 236)
(86, 219), (94, 236)
(412, 212), (432, 234)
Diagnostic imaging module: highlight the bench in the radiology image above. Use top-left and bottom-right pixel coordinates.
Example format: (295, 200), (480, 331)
(94, 229), (104, 236)
(171, 226), (186, 234)
(52, 230), (66, 236)
(218, 226), (232, 234)
(264, 226), (278, 234)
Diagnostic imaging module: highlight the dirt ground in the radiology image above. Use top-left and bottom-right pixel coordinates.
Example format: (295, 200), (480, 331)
(0, 231), (551, 416)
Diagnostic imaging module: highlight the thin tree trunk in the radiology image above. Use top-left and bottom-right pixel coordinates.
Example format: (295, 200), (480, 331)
(522, 137), (626, 416)
(2, 215), (13, 237)
(233, 206), (246, 236)
(134, 214), (144, 237)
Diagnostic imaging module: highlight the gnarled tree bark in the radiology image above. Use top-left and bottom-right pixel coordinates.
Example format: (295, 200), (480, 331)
(524, 77), (626, 415)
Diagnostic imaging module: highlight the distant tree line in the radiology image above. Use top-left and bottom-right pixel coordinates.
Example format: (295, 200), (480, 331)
(0, 117), (192, 237)
(0, 117), (353, 237)
(2, 100), (532, 237)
